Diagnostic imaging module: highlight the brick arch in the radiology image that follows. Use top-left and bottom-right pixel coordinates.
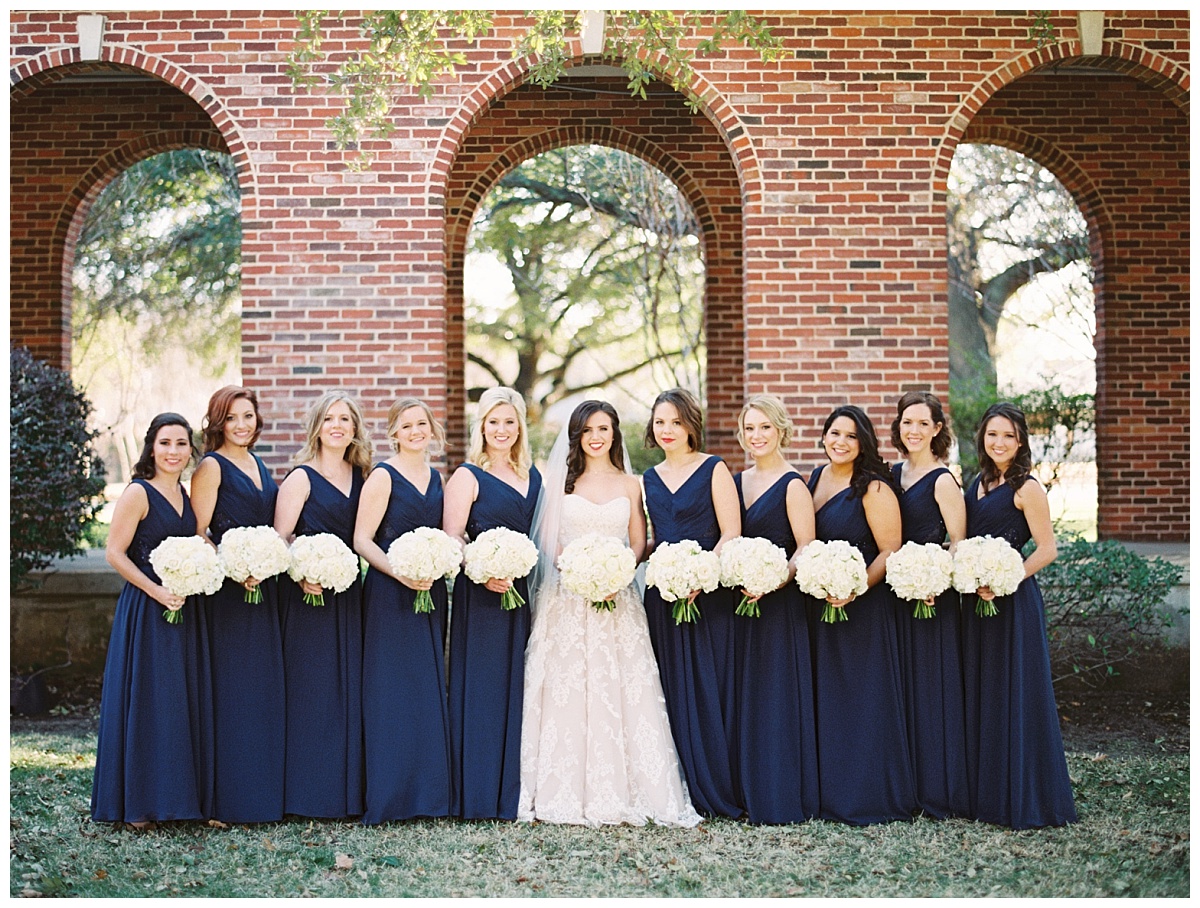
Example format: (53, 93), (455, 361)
(11, 49), (255, 206)
(931, 43), (1190, 193)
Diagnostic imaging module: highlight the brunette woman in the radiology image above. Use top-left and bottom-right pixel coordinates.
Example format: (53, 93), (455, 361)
(961, 402), (1076, 828)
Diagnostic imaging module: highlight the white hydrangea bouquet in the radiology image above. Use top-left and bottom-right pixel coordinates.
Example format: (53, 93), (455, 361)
(287, 533), (360, 607)
(149, 535), (226, 624)
(645, 539), (721, 625)
(557, 533), (638, 613)
(463, 526), (539, 610)
(886, 541), (955, 619)
(793, 538), (869, 624)
(386, 526), (463, 614)
(719, 536), (790, 618)
(217, 525), (291, 604)
(952, 535), (1026, 617)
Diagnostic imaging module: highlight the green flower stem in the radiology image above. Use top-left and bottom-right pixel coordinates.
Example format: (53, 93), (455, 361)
(413, 588), (435, 614)
(912, 600), (937, 619)
(500, 587), (526, 611)
(735, 594), (761, 618)
(975, 596), (998, 617)
(671, 597), (700, 625)
(821, 602), (850, 624)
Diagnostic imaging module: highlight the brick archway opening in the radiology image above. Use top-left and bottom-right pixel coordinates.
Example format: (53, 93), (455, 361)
(440, 75), (746, 465)
(948, 55), (1189, 542)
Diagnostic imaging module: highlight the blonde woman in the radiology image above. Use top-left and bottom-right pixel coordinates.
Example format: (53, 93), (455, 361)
(443, 387), (542, 820)
(273, 390), (373, 819)
(353, 398), (453, 824)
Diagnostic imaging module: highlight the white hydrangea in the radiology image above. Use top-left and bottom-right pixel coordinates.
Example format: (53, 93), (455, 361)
(886, 540), (954, 619)
(386, 526), (463, 614)
(557, 533), (638, 612)
(793, 538), (869, 623)
(287, 533), (361, 606)
(719, 535), (790, 618)
(463, 526), (539, 610)
(952, 534), (1026, 617)
(645, 539), (721, 624)
(217, 525), (291, 603)
(148, 535), (226, 623)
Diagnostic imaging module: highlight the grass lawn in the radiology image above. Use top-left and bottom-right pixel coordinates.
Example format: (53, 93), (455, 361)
(9, 721), (1188, 898)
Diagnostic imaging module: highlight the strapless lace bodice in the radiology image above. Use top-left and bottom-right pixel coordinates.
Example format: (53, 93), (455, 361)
(559, 494), (631, 547)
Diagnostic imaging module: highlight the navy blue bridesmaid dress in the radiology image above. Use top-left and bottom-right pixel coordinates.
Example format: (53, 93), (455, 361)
(92, 479), (213, 823)
(806, 465), (916, 825)
(891, 464), (970, 819)
(643, 455), (741, 818)
(361, 464), (452, 824)
(961, 475), (1077, 829)
(732, 471), (819, 823)
(447, 463), (541, 819)
(203, 452), (285, 823)
(278, 464), (365, 818)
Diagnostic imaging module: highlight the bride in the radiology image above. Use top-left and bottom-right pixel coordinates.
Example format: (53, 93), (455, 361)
(518, 400), (701, 827)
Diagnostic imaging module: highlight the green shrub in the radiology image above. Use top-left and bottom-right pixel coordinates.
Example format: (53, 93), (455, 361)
(10, 347), (107, 587)
(1038, 536), (1183, 685)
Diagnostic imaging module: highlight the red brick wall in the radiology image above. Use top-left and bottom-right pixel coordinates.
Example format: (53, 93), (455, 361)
(9, 11), (1190, 540)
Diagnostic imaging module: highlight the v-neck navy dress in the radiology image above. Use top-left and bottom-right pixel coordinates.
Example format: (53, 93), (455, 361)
(961, 475), (1076, 829)
(643, 455), (741, 819)
(806, 465), (916, 825)
(891, 463), (970, 819)
(732, 470), (819, 823)
(278, 464), (365, 818)
(92, 479), (213, 824)
(361, 463), (453, 824)
(447, 463), (542, 820)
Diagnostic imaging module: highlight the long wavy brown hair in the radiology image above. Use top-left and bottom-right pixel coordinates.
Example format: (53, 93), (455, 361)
(975, 401), (1033, 492)
(564, 400), (626, 494)
(820, 405), (894, 499)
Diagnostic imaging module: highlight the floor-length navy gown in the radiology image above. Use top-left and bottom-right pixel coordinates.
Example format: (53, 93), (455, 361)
(278, 464), (365, 818)
(447, 463), (541, 819)
(361, 463), (452, 824)
(806, 465), (916, 825)
(643, 455), (741, 819)
(962, 475), (1077, 829)
(732, 471), (820, 823)
(92, 479), (212, 823)
(203, 452), (285, 823)
(891, 463), (970, 819)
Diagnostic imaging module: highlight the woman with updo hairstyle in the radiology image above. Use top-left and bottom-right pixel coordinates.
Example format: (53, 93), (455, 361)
(889, 390), (969, 819)
(93, 414), (211, 826)
(274, 390), (373, 819)
(731, 394), (819, 823)
(961, 402), (1076, 828)
(640, 388), (742, 818)
(190, 385), (285, 823)
(353, 397), (453, 823)
(806, 404), (916, 825)
(443, 387), (542, 820)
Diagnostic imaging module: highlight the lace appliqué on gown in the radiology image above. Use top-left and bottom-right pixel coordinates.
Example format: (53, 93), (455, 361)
(518, 495), (701, 827)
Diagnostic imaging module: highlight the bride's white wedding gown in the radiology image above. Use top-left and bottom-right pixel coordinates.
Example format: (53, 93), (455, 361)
(518, 494), (701, 827)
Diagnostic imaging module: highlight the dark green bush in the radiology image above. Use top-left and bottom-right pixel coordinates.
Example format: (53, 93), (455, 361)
(10, 347), (107, 587)
(1038, 536), (1183, 685)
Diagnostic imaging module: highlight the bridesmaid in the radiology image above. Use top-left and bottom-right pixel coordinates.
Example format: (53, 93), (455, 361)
(93, 413), (212, 826)
(961, 402), (1077, 828)
(274, 390), (372, 818)
(890, 391), (970, 819)
(732, 395), (819, 824)
(353, 398), (453, 824)
(807, 405), (916, 825)
(641, 388), (742, 818)
(191, 386), (285, 824)
(444, 387), (543, 820)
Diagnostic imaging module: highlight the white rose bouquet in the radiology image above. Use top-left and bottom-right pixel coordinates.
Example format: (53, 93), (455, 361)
(149, 535), (226, 624)
(557, 533), (638, 613)
(952, 535), (1026, 617)
(386, 526), (463, 614)
(463, 526), (539, 610)
(793, 539), (869, 624)
(287, 533), (360, 607)
(645, 539), (721, 625)
(886, 541), (955, 619)
(217, 525), (291, 604)
(719, 536), (790, 618)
